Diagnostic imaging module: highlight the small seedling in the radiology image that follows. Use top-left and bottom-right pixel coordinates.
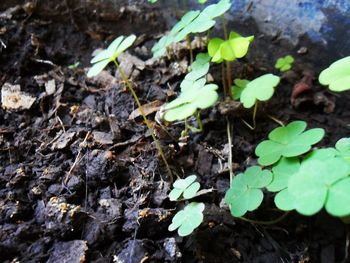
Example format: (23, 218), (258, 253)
(68, 61), (80, 70)
(87, 35), (136, 77)
(208, 32), (254, 63)
(319, 56), (350, 92)
(87, 35), (173, 180)
(224, 166), (272, 217)
(255, 120), (325, 166)
(239, 73), (280, 108)
(152, 0), (231, 58)
(168, 202), (205, 236)
(169, 175), (200, 201)
(168, 175), (205, 236)
(275, 55), (294, 72)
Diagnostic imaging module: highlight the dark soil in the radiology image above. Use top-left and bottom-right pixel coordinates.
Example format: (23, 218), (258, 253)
(1, 1), (350, 263)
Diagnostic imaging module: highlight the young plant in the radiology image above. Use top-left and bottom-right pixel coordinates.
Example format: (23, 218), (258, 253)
(152, 0), (231, 58)
(255, 120), (325, 166)
(162, 53), (218, 133)
(208, 31), (254, 97)
(208, 32), (254, 63)
(168, 175), (205, 236)
(87, 35), (173, 180)
(319, 56), (350, 92)
(238, 73), (280, 108)
(275, 55), (294, 72)
(224, 166), (272, 217)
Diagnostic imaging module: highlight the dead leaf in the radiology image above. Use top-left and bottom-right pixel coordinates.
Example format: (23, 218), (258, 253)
(1, 83), (36, 110)
(128, 100), (162, 120)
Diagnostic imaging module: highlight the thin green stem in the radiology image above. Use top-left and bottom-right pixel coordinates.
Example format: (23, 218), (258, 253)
(186, 35), (193, 64)
(113, 59), (173, 181)
(226, 117), (234, 185)
(239, 212), (290, 226)
(226, 61), (232, 97)
(241, 102), (258, 130)
(195, 111), (203, 132)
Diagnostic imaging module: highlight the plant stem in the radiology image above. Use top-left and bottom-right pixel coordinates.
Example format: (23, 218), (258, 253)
(226, 117), (234, 185)
(221, 15), (232, 97)
(241, 102), (258, 130)
(239, 211), (290, 225)
(186, 35), (193, 64)
(221, 63), (227, 96)
(113, 59), (173, 181)
(195, 111), (203, 132)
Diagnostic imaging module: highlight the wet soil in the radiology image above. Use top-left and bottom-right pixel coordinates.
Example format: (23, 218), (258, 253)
(1, 1), (350, 263)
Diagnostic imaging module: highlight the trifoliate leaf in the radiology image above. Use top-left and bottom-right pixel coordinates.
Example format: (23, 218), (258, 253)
(275, 55), (294, 72)
(164, 84), (218, 122)
(224, 166), (272, 217)
(287, 157), (350, 216)
(335, 137), (350, 161)
(168, 202), (205, 236)
(169, 175), (200, 201)
(152, 0), (232, 58)
(208, 32), (254, 63)
(255, 121), (325, 166)
(87, 35), (136, 77)
(231, 79), (249, 100)
(319, 56), (350, 92)
(267, 157), (300, 192)
(240, 74), (280, 108)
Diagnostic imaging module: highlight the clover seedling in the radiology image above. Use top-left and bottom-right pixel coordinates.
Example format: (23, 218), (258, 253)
(224, 166), (272, 217)
(168, 202), (205, 236)
(255, 120), (325, 166)
(319, 56), (350, 92)
(168, 175), (205, 236)
(208, 32), (254, 63)
(87, 35), (173, 180)
(239, 73), (280, 108)
(335, 137), (350, 161)
(87, 35), (136, 77)
(282, 156), (350, 216)
(152, 0), (231, 58)
(169, 175), (200, 201)
(275, 55), (294, 72)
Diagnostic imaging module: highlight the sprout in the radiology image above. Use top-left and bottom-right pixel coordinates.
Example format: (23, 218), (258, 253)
(239, 73), (280, 108)
(169, 175), (200, 201)
(168, 202), (205, 236)
(87, 35), (136, 78)
(208, 32), (254, 63)
(275, 55), (294, 72)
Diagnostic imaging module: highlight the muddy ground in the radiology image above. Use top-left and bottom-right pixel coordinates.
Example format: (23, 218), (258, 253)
(1, 1), (350, 263)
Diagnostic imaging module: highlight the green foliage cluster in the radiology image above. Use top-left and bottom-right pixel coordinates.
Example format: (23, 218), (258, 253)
(168, 175), (205, 236)
(232, 74), (280, 108)
(319, 56), (350, 92)
(208, 32), (254, 63)
(152, 0), (231, 58)
(163, 53), (218, 122)
(275, 55), (294, 72)
(225, 120), (350, 219)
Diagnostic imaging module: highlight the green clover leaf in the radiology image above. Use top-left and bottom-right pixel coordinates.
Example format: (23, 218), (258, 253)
(240, 74), (280, 108)
(224, 166), (272, 217)
(208, 32), (254, 63)
(255, 121), (325, 166)
(288, 157), (350, 216)
(169, 175), (201, 201)
(168, 202), (205, 236)
(275, 55), (294, 72)
(231, 79), (249, 100)
(319, 56), (350, 92)
(163, 83), (218, 121)
(335, 137), (350, 161)
(87, 35), (136, 78)
(152, 0), (231, 58)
